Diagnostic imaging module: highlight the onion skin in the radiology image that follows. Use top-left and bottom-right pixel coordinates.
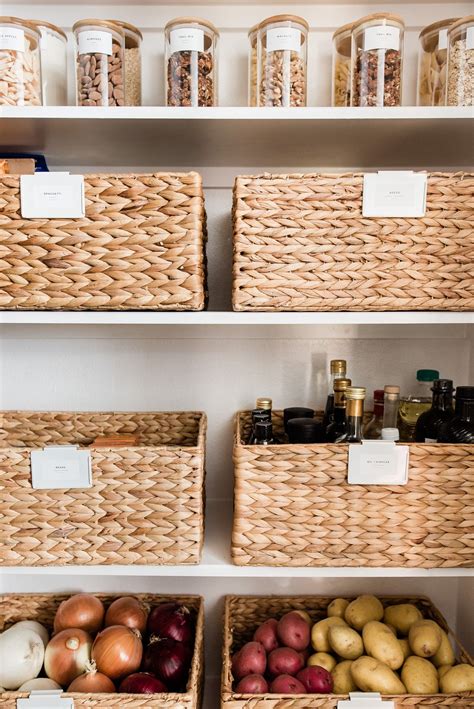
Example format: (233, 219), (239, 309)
(68, 670), (116, 693)
(19, 678), (62, 691)
(92, 626), (143, 681)
(143, 638), (192, 690)
(105, 597), (148, 635)
(119, 672), (168, 694)
(147, 603), (194, 644)
(54, 594), (105, 635)
(0, 627), (44, 690)
(44, 628), (92, 687)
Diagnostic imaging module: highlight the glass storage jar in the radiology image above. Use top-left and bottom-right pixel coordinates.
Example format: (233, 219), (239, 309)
(351, 13), (405, 107)
(417, 18), (458, 106)
(0, 17), (42, 105)
(447, 16), (474, 106)
(165, 17), (219, 107)
(332, 22), (352, 107)
(30, 20), (67, 106)
(110, 20), (142, 106)
(259, 14), (308, 107)
(73, 19), (125, 107)
(248, 23), (259, 106)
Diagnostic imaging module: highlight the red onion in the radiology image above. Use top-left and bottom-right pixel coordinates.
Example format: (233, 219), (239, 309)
(142, 638), (192, 689)
(119, 672), (168, 694)
(147, 603), (194, 644)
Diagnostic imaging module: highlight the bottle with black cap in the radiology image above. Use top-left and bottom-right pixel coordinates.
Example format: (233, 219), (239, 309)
(415, 379), (454, 442)
(326, 377), (351, 442)
(439, 386), (474, 443)
(283, 407), (314, 435)
(287, 417), (322, 444)
(247, 397), (272, 444)
(322, 359), (347, 429)
(335, 387), (366, 443)
(253, 421), (275, 445)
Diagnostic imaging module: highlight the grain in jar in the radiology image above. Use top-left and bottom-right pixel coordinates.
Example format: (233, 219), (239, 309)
(248, 23), (259, 107)
(165, 17), (218, 107)
(447, 16), (474, 106)
(332, 22), (352, 107)
(417, 18), (459, 106)
(73, 19), (125, 107)
(259, 15), (308, 107)
(110, 20), (142, 106)
(352, 13), (405, 107)
(30, 20), (67, 106)
(0, 17), (42, 105)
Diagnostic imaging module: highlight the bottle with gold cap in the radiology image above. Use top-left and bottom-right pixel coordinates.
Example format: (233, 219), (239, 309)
(326, 377), (352, 442)
(323, 359), (347, 430)
(383, 385), (400, 430)
(335, 387), (366, 443)
(248, 397), (273, 444)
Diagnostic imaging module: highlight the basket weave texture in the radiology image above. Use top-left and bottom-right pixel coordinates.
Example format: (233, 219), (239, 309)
(221, 594), (474, 708)
(232, 411), (474, 568)
(232, 172), (474, 311)
(0, 410), (206, 566)
(0, 172), (207, 310)
(0, 592), (203, 708)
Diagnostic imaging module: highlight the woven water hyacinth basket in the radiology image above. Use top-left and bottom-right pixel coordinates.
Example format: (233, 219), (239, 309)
(0, 592), (204, 708)
(221, 594), (474, 708)
(0, 410), (206, 566)
(0, 172), (207, 310)
(232, 411), (474, 568)
(232, 172), (474, 311)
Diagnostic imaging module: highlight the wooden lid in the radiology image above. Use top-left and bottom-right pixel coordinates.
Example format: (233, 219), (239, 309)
(72, 19), (125, 35)
(0, 16), (41, 35)
(353, 13), (405, 30)
(108, 19), (142, 40)
(419, 18), (459, 39)
(333, 21), (353, 40)
(449, 15), (474, 33)
(29, 19), (67, 40)
(165, 17), (219, 36)
(248, 23), (260, 37)
(260, 14), (309, 32)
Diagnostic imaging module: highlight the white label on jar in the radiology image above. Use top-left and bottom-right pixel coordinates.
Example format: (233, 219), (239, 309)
(438, 29), (448, 51)
(425, 438), (437, 443)
(363, 25), (400, 52)
(467, 26), (474, 50)
(170, 27), (204, 53)
(266, 27), (301, 53)
(0, 26), (25, 52)
(78, 29), (112, 56)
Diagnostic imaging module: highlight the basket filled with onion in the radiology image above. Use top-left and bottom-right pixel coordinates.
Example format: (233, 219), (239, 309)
(0, 592), (204, 708)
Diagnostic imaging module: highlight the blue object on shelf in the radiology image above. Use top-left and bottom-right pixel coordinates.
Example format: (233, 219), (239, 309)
(0, 153), (49, 172)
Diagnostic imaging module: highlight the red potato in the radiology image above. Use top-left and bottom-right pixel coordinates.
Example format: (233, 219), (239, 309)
(232, 642), (266, 680)
(235, 674), (269, 693)
(253, 618), (279, 653)
(268, 647), (304, 678)
(277, 612), (310, 652)
(269, 674), (306, 694)
(297, 666), (334, 694)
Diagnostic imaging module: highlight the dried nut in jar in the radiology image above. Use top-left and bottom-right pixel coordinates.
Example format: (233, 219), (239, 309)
(73, 20), (125, 107)
(0, 18), (42, 106)
(259, 15), (308, 107)
(447, 18), (474, 106)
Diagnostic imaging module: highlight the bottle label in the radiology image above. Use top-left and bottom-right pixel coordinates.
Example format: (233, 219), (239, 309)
(170, 27), (205, 53)
(0, 26), (25, 52)
(266, 27), (302, 53)
(467, 27), (474, 50)
(438, 29), (448, 51)
(363, 25), (400, 52)
(424, 438), (437, 443)
(78, 29), (113, 56)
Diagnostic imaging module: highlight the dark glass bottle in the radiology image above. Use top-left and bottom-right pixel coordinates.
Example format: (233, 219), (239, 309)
(326, 377), (351, 442)
(335, 387), (366, 443)
(322, 359), (347, 430)
(252, 421), (275, 445)
(363, 389), (384, 439)
(415, 379), (454, 442)
(247, 408), (270, 444)
(439, 387), (474, 444)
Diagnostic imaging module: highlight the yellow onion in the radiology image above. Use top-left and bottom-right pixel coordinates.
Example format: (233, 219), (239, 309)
(68, 661), (115, 693)
(105, 597), (148, 635)
(92, 626), (142, 681)
(54, 594), (104, 635)
(45, 628), (92, 686)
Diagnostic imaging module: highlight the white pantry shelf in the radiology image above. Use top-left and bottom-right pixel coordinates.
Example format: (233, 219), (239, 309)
(1, 311), (473, 326)
(1, 106), (472, 168)
(2, 501), (473, 578)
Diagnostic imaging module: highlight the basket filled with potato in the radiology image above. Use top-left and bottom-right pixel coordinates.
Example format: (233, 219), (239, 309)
(221, 594), (473, 708)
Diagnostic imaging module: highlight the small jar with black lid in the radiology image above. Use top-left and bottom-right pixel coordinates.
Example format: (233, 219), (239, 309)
(283, 407), (314, 434)
(287, 417), (322, 444)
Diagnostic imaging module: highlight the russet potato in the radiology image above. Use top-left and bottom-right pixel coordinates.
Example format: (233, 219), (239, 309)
(344, 595), (384, 631)
(362, 621), (404, 670)
(328, 625), (364, 660)
(332, 660), (357, 693)
(401, 656), (439, 694)
(311, 616), (346, 653)
(350, 656), (406, 694)
(408, 620), (442, 658)
(383, 604), (423, 636)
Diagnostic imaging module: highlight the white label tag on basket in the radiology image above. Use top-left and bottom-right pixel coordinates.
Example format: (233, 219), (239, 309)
(338, 693), (395, 708)
(17, 690), (74, 708)
(169, 28), (204, 53)
(77, 29), (112, 55)
(363, 25), (400, 51)
(438, 29), (448, 51)
(467, 26), (474, 50)
(31, 446), (92, 490)
(267, 27), (301, 53)
(363, 172), (427, 217)
(20, 173), (85, 219)
(348, 441), (409, 485)
(0, 26), (25, 51)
